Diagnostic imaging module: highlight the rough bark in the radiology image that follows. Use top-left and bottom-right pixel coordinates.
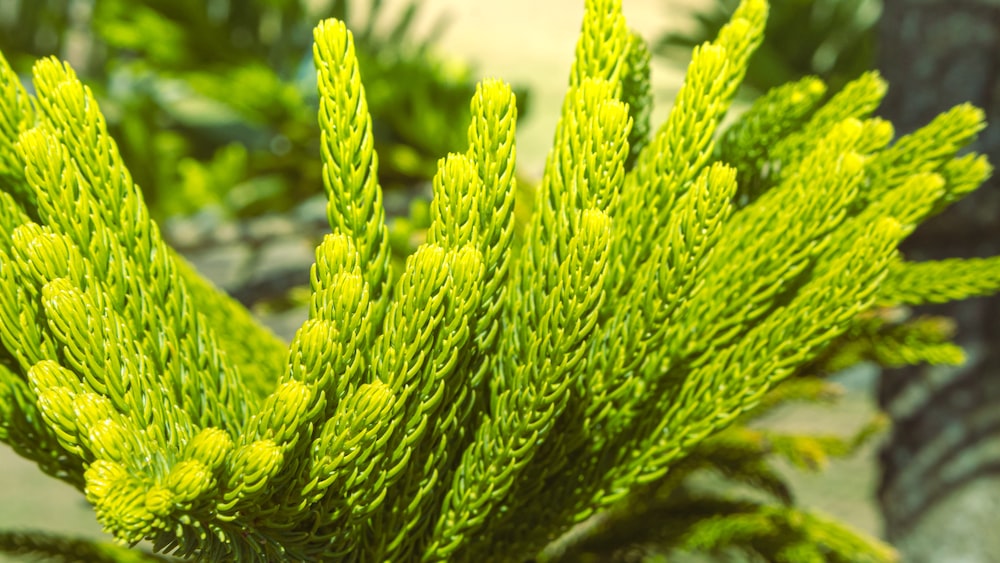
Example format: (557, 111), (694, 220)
(876, 1), (1000, 561)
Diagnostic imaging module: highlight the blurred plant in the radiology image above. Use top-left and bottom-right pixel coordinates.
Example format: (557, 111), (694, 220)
(656, 0), (880, 96)
(0, 0), (515, 218)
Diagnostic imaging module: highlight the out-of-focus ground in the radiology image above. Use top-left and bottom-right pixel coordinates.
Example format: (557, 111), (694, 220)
(0, 0), (886, 559)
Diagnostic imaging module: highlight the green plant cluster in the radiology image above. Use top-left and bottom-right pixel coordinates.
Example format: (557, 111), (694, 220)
(0, 0), (501, 218)
(1, 0), (999, 561)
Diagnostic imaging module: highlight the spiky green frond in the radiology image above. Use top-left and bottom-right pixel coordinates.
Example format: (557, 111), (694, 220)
(372, 244), (485, 560)
(314, 19), (391, 315)
(614, 0), (766, 291)
(867, 103), (987, 199)
(0, 51), (34, 205)
(718, 75), (827, 204)
(0, 0), (997, 561)
(13, 60), (260, 430)
(880, 255), (1000, 306)
(173, 252), (287, 398)
(462, 78), (518, 389)
(769, 71), (887, 169)
(622, 218), (897, 483)
(570, 0), (630, 93)
(433, 209), (613, 561)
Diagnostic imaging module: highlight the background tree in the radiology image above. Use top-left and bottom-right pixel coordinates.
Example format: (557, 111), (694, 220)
(876, 1), (1000, 561)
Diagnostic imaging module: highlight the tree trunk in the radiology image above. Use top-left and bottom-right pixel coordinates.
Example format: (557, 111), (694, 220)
(876, 1), (1000, 562)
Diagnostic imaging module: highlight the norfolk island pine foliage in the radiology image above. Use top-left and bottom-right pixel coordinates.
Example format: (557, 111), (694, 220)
(1, 0), (999, 561)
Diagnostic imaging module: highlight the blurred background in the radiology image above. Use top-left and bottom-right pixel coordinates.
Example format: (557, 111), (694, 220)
(1, 0), (997, 561)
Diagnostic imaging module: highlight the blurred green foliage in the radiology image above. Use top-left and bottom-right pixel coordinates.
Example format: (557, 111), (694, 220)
(0, 0), (521, 218)
(656, 0), (880, 96)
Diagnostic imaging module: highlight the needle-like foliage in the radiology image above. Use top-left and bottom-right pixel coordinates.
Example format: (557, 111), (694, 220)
(0, 1), (997, 561)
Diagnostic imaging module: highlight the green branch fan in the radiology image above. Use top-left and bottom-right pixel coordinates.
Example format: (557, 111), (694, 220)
(0, 0), (997, 561)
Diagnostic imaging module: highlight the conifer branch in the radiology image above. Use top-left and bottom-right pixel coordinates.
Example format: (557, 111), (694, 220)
(314, 19), (391, 320)
(880, 256), (1000, 305)
(0, 0), (994, 560)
